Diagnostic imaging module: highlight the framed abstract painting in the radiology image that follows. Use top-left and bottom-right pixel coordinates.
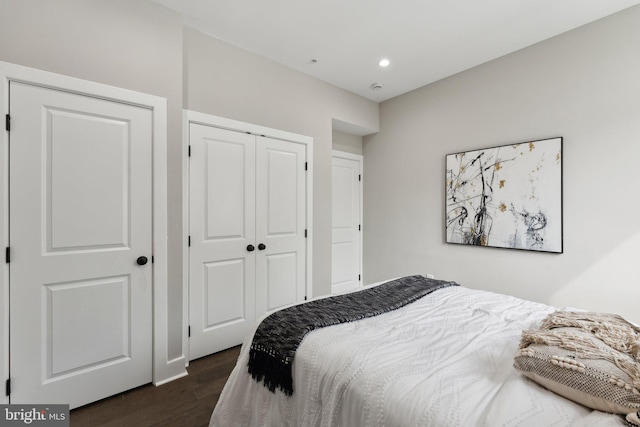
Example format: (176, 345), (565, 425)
(445, 137), (563, 253)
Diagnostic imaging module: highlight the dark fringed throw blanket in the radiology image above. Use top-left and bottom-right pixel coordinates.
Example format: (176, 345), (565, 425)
(248, 275), (458, 396)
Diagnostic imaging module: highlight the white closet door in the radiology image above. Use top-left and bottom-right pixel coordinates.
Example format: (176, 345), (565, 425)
(188, 124), (256, 361)
(331, 153), (362, 294)
(9, 82), (153, 409)
(255, 137), (307, 316)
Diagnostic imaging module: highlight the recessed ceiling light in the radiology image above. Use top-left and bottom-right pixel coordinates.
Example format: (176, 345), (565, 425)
(378, 59), (390, 67)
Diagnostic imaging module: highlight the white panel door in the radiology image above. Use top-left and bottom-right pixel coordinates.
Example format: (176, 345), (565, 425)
(331, 153), (362, 294)
(189, 124), (256, 360)
(255, 137), (307, 316)
(9, 82), (153, 409)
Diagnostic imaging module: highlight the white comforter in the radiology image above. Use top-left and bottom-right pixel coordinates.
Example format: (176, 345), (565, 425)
(210, 285), (625, 426)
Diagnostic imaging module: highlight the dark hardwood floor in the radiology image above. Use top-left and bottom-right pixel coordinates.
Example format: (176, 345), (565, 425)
(70, 346), (241, 427)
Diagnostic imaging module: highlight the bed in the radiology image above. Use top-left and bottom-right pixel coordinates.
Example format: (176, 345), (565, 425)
(210, 276), (635, 426)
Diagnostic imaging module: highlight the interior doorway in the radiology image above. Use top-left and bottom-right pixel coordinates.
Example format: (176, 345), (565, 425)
(0, 60), (175, 408)
(331, 151), (363, 294)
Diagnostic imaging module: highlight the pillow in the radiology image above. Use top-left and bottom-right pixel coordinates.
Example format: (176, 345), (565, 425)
(513, 311), (640, 414)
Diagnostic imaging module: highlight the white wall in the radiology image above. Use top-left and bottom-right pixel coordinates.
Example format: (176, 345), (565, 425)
(363, 5), (640, 323)
(333, 130), (364, 155)
(184, 27), (378, 297)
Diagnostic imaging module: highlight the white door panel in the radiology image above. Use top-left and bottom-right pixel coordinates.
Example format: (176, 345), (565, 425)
(204, 260), (247, 326)
(255, 137), (306, 315)
(331, 153), (362, 294)
(204, 137), (251, 240)
(9, 82), (152, 408)
(46, 109), (130, 250)
(189, 125), (256, 360)
(46, 276), (130, 376)
(265, 252), (299, 311)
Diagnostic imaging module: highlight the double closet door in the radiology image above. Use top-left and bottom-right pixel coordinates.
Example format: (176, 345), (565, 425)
(189, 124), (307, 360)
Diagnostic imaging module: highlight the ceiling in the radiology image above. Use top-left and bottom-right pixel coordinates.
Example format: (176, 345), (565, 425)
(151, 0), (640, 103)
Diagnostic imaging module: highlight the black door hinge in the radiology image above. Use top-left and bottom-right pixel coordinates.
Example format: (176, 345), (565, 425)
(151, 255), (155, 264)
(188, 326), (191, 338)
(188, 145), (191, 157)
(305, 162), (308, 171)
(5, 247), (9, 264)
(5, 114), (10, 132)
(359, 225), (361, 231)
(188, 236), (191, 247)
(304, 229), (307, 238)
(359, 174), (361, 182)
(359, 274), (361, 281)
(5, 378), (10, 396)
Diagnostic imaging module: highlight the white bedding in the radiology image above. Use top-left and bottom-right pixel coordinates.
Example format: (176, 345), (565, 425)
(210, 285), (625, 426)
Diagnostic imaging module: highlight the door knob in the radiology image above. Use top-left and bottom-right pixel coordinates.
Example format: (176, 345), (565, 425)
(247, 244), (255, 252)
(258, 243), (266, 250)
(136, 256), (148, 266)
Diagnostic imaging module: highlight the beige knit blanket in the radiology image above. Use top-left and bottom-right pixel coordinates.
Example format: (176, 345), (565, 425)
(519, 311), (640, 389)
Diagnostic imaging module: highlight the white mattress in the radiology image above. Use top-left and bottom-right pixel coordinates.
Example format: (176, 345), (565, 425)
(210, 285), (625, 426)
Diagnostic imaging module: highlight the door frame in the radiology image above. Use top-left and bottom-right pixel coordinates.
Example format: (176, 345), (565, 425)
(182, 110), (314, 362)
(331, 150), (364, 289)
(0, 61), (182, 405)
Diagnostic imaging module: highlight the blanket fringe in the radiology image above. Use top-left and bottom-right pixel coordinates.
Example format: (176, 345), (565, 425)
(248, 348), (294, 396)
